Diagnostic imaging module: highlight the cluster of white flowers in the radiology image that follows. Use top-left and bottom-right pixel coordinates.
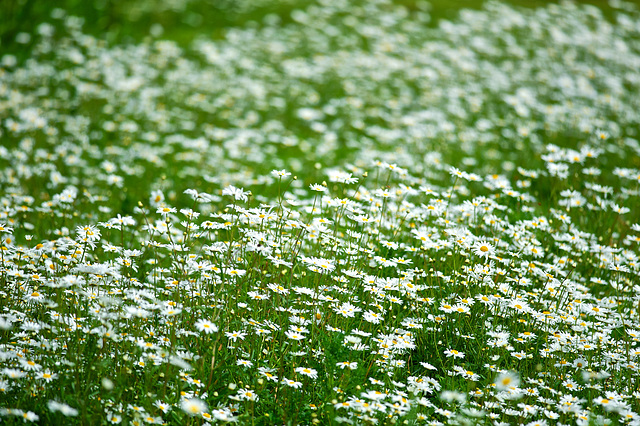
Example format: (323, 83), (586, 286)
(1, 0), (640, 424)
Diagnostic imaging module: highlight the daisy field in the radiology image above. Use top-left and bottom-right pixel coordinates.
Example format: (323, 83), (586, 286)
(1, 0), (640, 424)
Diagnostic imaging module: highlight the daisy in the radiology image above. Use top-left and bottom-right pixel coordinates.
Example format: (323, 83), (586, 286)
(420, 362), (437, 371)
(47, 401), (78, 416)
(281, 378), (303, 388)
(472, 240), (495, 258)
(511, 351), (528, 360)
(453, 304), (470, 314)
(440, 304), (454, 313)
(271, 169), (291, 178)
(460, 370), (480, 381)
(285, 330), (306, 341)
(181, 398), (207, 416)
(444, 349), (465, 359)
(363, 310), (383, 324)
(494, 371), (520, 390)
(259, 369), (278, 382)
(36, 371), (57, 383)
(295, 367), (318, 379)
(225, 331), (247, 342)
(2, 368), (26, 379)
(156, 206), (176, 216)
(153, 401), (171, 413)
(309, 183), (327, 192)
(195, 319), (218, 334)
(20, 360), (41, 371)
(237, 388), (259, 401)
(222, 185), (250, 202)
(336, 361), (358, 370)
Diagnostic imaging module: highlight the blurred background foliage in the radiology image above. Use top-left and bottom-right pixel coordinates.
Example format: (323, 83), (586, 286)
(0, 0), (623, 51)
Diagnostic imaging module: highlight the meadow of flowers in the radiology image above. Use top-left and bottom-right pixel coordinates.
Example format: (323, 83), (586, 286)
(1, 0), (640, 424)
